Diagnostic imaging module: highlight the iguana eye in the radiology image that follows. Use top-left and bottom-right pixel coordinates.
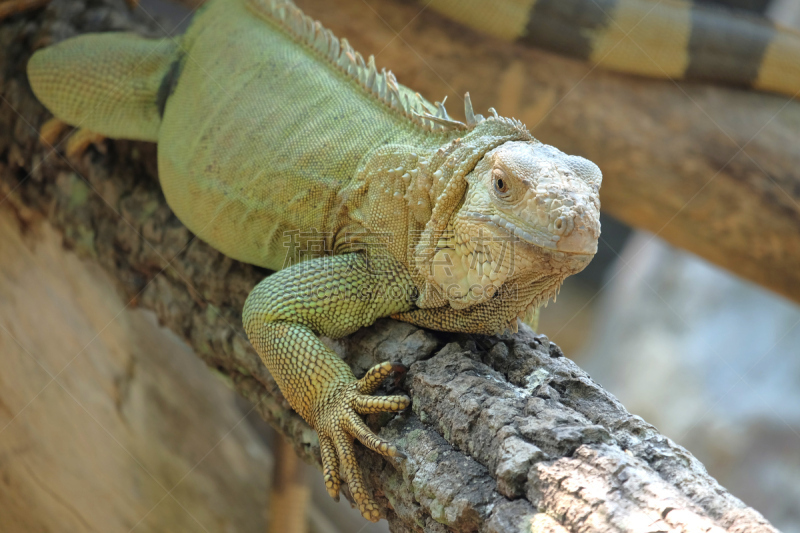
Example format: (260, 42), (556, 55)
(493, 169), (510, 196)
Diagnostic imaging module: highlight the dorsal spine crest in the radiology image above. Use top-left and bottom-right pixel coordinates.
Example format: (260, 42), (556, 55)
(247, 0), (486, 132)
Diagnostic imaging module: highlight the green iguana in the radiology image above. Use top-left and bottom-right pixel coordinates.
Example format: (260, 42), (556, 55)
(426, 0), (800, 99)
(26, 0), (601, 521)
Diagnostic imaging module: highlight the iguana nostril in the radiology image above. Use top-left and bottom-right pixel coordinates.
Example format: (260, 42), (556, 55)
(554, 216), (566, 233)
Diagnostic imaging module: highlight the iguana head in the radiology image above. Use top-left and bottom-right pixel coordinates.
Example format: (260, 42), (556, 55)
(430, 140), (601, 309)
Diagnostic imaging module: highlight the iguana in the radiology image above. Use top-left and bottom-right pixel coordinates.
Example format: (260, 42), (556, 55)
(26, 0), (602, 521)
(428, 0), (800, 99)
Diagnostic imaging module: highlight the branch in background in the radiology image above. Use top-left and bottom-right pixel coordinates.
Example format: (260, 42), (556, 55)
(0, 1), (780, 531)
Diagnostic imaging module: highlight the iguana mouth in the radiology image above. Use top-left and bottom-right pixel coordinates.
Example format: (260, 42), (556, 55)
(461, 211), (595, 255)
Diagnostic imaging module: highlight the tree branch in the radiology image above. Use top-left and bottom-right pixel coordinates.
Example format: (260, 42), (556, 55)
(0, 1), (779, 531)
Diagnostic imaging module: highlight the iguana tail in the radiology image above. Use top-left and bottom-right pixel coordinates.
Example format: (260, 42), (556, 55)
(428, 0), (800, 98)
(27, 33), (181, 142)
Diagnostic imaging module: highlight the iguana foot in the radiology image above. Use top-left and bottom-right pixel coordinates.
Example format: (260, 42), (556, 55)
(38, 117), (68, 148)
(65, 128), (106, 159)
(317, 361), (409, 522)
(38, 118), (106, 159)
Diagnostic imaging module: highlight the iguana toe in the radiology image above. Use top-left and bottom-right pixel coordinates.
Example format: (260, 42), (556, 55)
(38, 117), (69, 148)
(316, 362), (409, 522)
(354, 394), (410, 414)
(38, 118), (106, 159)
(65, 128), (106, 159)
(344, 412), (406, 457)
(319, 435), (341, 501)
(331, 429), (381, 522)
(356, 361), (402, 394)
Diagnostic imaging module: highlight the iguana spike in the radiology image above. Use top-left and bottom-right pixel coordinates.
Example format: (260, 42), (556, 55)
(256, 0), (489, 132)
(386, 83), (397, 108)
(366, 56), (376, 89)
(290, 8), (302, 33)
(300, 14), (309, 36)
(464, 92), (477, 126)
(329, 32), (339, 60)
(436, 101), (450, 120)
(342, 39), (353, 56)
(298, 11), (308, 34)
(314, 21), (330, 51)
(392, 90), (403, 111)
(411, 111), (466, 129)
(378, 69), (387, 100)
(312, 22), (327, 53)
(386, 71), (399, 93)
(423, 96), (438, 115)
(304, 16), (315, 41)
(435, 97), (450, 120)
(415, 93), (427, 112)
(337, 39), (350, 68)
(489, 107), (499, 118)
(387, 74), (402, 109)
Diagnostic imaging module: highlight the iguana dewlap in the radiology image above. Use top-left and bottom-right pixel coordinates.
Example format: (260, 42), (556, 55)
(27, 0), (601, 521)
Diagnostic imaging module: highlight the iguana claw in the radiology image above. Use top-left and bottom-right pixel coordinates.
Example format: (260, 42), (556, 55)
(38, 118), (106, 159)
(317, 361), (409, 522)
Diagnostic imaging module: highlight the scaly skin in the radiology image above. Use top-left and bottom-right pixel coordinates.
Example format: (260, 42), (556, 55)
(27, 0), (601, 521)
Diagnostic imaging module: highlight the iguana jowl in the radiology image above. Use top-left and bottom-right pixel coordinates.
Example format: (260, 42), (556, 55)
(27, 0), (601, 521)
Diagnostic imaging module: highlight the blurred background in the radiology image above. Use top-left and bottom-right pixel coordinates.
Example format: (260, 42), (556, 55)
(539, 5), (800, 533)
(1, 0), (799, 531)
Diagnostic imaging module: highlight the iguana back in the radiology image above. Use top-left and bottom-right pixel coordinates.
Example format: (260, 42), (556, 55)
(159, 0), (444, 269)
(28, 0), (459, 270)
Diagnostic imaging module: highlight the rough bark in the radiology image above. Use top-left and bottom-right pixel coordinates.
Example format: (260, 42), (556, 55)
(0, 1), (782, 532)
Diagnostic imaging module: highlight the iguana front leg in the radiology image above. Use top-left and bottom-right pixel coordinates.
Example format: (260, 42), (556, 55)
(242, 252), (415, 521)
